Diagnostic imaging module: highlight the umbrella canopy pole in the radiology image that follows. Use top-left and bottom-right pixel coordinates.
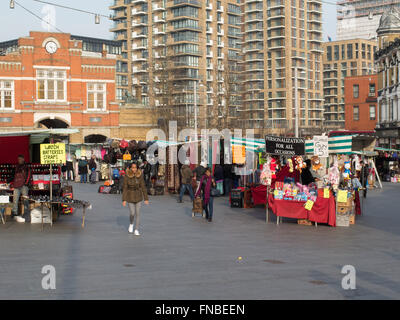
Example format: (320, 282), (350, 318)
(371, 159), (383, 189)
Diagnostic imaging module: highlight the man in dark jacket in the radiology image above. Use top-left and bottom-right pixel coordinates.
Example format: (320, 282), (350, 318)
(223, 164), (233, 196)
(141, 160), (151, 188)
(10, 155), (31, 223)
(301, 159), (315, 185)
(193, 162), (206, 182)
(360, 161), (369, 198)
(178, 161), (195, 203)
(78, 157), (88, 183)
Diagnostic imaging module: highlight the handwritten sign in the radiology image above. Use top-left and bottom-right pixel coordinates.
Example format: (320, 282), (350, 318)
(265, 136), (305, 156)
(232, 145), (246, 164)
(40, 143), (66, 165)
(304, 200), (314, 211)
(337, 190), (348, 203)
(313, 135), (329, 158)
(323, 188), (330, 199)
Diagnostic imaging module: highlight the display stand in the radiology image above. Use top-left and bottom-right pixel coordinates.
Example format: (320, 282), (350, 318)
(265, 186), (269, 223)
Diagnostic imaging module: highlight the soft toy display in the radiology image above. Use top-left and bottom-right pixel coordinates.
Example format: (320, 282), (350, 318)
(294, 156), (306, 173)
(328, 158), (340, 190)
(270, 157), (277, 179)
(287, 158), (294, 173)
(353, 155), (361, 172)
(311, 156), (323, 172)
(260, 157), (272, 186)
(342, 161), (351, 180)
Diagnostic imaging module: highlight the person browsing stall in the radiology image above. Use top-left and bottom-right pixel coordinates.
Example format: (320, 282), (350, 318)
(9, 155), (31, 223)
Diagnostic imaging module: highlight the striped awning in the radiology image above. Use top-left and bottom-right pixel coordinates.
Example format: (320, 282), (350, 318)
(230, 137), (265, 152)
(306, 135), (353, 154)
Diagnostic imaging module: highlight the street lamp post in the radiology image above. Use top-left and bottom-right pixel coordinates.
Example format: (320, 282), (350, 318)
(294, 66), (299, 138)
(194, 81), (198, 140)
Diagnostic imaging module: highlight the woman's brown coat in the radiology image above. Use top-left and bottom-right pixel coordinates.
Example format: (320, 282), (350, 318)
(122, 168), (149, 203)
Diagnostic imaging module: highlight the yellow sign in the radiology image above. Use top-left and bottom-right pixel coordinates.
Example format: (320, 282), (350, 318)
(323, 188), (330, 199)
(304, 200), (314, 211)
(337, 190), (348, 203)
(232, 145), (246, 164)
(40, 143), (66, 165)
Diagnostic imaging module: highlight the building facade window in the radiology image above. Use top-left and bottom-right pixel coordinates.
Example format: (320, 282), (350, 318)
(87, 83), (106, 110)
(353, 105), (359, 121)
(369, 105), (376, 120)
(0, 80), (14, 109)
(369, 83), (376, 96)
(353, 84), (359, 98)
(36, 69), (66, 102)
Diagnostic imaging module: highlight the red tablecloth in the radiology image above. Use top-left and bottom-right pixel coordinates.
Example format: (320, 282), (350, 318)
(251, 185), (268, 205)
(268, 194), (336, 227)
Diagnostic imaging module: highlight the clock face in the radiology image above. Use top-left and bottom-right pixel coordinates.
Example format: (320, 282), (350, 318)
(45, 41), (58, 54)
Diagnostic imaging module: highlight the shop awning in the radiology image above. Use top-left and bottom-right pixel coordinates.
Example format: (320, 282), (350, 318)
(305, 135), (353, 154)
(230, 137), (265, 152)
(0, 129), (79, 144)
(375, 147), (400, 153)
(0, 129), (79, 137)
(154, 140), (202, 148)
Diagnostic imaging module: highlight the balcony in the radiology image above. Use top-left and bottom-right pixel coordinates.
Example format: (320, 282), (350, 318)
(168, 0), (201, 8)
(109, 0), (126, 10)
(110, 21), (127, 32)
(153, 16), (166, 23)
(131, 8), (148, 16)
(132, 31), (147, 38)
(152, 3), (166, 11)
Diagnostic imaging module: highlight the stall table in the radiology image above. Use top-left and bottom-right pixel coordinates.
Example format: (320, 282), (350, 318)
(268, 193), (336, 227)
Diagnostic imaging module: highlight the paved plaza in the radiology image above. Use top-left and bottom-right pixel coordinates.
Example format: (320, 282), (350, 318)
(0, 182), (399, 300)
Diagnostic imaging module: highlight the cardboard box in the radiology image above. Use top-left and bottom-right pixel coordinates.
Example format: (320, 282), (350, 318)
(5, 207), (12, 216)
(337, 206), (351, 214)
(298, 219), (313, 226)
(30, 207), (52, 224)
(349, 214), (355, 225)
(336, 212), (350, 227)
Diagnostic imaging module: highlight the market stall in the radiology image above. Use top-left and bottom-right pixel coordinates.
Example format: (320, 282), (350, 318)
(249, 134), (372, 227)
(0, 129), (91, 229)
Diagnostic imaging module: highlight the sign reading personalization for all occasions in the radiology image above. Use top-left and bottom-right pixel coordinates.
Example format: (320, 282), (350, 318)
(265, 136), (305, 156)
(313, 135), (329, 158)
(40, 143), (66, 165)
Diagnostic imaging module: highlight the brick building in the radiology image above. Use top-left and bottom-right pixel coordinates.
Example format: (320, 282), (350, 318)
(344, 74), (378, 131)
(0, 31), (122, 143)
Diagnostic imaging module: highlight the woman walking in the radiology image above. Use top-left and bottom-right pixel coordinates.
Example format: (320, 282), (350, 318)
(122, 162), (149, 235)
(195, 168), (216, 222)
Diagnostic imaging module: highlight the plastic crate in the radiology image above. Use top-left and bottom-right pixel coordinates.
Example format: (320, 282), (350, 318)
(231, 189), (243, 199)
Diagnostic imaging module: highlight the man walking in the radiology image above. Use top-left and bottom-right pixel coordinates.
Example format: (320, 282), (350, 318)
(360, 160), (369, 198)
(10, 155), (31, 223)
(178, 161), (195, 203)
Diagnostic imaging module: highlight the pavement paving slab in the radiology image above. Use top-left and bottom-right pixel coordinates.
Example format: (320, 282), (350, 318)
(1, 182), (400, 300)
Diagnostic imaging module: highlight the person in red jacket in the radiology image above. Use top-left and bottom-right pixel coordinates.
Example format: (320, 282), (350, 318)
(11, 155), (31, 223)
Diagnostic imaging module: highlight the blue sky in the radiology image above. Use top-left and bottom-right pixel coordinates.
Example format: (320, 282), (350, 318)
(0, 0), (337, 41)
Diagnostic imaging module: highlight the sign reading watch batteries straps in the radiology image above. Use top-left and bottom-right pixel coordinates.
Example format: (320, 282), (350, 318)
(265, 136), (305, 156)
(40, 143), (66, 165)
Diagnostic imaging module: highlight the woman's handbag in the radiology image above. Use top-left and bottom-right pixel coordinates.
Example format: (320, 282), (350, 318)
(122, 151), (132, 161)
(210, 187), (221, 197)
(120, 139), (129, 149)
